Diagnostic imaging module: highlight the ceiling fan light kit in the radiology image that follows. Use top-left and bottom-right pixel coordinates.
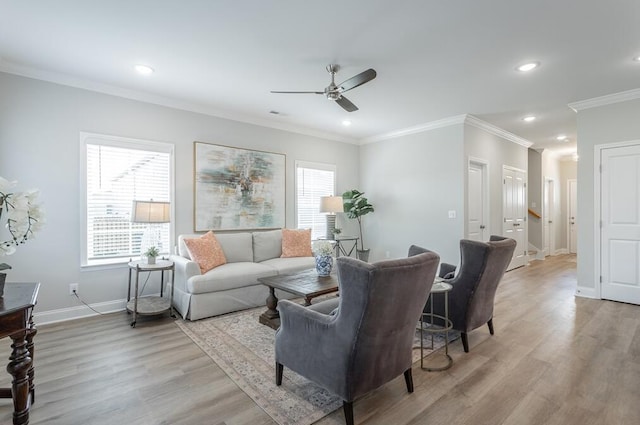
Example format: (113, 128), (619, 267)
(271, 64), (377, 112)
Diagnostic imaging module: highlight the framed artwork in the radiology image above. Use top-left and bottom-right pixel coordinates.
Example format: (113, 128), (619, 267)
(194, 142), (286, 231)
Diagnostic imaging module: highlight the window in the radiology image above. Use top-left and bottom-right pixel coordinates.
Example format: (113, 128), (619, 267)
(295, 161), (336, 239)
(81, 133), (174, 266)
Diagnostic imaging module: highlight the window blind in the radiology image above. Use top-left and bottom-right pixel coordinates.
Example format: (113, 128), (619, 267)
(84, 138), (172, 265)
(296, 162), (336, 239)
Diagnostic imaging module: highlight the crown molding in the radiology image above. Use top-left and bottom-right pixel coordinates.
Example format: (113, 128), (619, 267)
(359, 115), (467, 144)
(463, 115), (533, 148)
(0, 61), (358, 145)
(568, 88), (640, 112)
(359, 114), (533, 148)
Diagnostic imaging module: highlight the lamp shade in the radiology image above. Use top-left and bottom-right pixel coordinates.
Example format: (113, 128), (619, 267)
(319, 196), (344, 213)
(131, 200), (171, 223)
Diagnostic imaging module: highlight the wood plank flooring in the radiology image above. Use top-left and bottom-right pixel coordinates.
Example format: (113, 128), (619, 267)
(1, 254), (639, 424)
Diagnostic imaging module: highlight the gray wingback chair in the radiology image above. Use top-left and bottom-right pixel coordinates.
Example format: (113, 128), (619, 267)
(427, 235), (516, 352)
(275, 247), (440, 425)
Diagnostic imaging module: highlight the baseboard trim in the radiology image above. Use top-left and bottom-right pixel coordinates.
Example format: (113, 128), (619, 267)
(34, 299), (127, 325)
(575, 287), (599, 299)
(554, 248), (570, 255)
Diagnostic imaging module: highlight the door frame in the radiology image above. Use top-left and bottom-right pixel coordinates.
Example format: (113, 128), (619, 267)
(467, 156), (490, 240)
(503, 165), (528, 269)
(567, 178), (577, 254)
(544, 177), (556, 256)
(594, 139), (640, 299)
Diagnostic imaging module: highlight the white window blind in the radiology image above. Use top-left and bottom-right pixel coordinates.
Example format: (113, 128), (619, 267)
(81, 133), (173, 266)
(296, 161), (336, 239)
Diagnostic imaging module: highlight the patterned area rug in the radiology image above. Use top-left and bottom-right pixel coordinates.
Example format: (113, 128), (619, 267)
(176, 306), (455, 425)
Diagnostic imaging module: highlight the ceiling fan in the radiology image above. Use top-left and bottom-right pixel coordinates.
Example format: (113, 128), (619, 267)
(271, 64), (377, 112)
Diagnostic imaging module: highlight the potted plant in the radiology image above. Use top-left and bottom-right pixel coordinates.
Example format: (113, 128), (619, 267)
(144, 246), (160, 265)
(342, 189), (374, 262)
(313, 240), (334, 276)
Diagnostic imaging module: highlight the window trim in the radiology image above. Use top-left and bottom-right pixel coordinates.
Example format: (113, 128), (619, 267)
(80, 132), (175, 268)
(294, 160), (337, 238)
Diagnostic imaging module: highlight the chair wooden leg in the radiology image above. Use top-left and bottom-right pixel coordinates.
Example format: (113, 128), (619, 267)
(276, 362), (283, 386)
(404, 368), (414, 393)
(461, 332), (469, 353)
(487, 319), (495, 335)
(343, 401), (354, 425)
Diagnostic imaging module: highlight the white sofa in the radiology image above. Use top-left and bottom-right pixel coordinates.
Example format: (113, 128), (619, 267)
(170, 229), (315, 320)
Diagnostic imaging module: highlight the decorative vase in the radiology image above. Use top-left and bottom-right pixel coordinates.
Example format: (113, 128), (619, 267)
(147, 256), (156, 265)
(315, 255), (333, 276)
(0, 272), (6, 297)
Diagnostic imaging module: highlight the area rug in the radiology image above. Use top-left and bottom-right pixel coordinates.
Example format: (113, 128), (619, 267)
(176, 307), (456, 425)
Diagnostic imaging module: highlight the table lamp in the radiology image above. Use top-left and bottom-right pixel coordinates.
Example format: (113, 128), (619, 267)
(319, 196), (343, 240)
(131, 200), (171, 256)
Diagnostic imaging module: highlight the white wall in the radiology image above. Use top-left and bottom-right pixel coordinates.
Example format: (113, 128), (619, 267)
(0, 72), (360, 321)
(359, 125), (465, 264)
(575, 97), (640, 294)
(541, 150), (563, 253)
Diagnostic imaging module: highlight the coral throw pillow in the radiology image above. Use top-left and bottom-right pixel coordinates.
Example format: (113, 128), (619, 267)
(281, 228), (313, 258)
(184, 231), (227, 274)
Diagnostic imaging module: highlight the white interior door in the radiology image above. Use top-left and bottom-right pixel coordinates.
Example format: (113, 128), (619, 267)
(503, 166), (527, 269)
(601, 145), (640, 304)
(568, 179), (578, 254)
(468, 161), (487, 241)
(543, 178), (555, 256)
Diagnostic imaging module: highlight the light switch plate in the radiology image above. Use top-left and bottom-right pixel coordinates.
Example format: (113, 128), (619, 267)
(448, 210), (456, 219)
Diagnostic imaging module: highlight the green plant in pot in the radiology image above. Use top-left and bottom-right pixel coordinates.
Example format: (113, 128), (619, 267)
(342, 189), (374, 262)
(144, 246), (160, 265)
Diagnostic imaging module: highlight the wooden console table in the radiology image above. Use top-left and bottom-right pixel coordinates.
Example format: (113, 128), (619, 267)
(0, 282), (40, 425)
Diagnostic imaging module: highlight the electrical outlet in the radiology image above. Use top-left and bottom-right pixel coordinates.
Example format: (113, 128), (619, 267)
(69, 283), (78, 296)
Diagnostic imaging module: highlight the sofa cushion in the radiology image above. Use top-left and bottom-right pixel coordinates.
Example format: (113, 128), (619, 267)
(186, 262), (277, 294)
(183, 231), (227, 273)
(260, 257), (315, 275)
(281, 228), (313, 258)
(253, 229), (283, 262)
(215, 232), (254, 263)
(178, 232), (253, 263)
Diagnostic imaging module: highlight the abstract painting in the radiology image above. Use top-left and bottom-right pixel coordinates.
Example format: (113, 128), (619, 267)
(194, 142), (286, 231)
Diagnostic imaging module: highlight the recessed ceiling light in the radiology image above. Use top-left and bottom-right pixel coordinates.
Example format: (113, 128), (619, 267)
(556, 134), (568, 141)
(342, 120), (352, 127)
(516, 62), (540, 72)
(522, 116), (536, 122)
(634, 56), (640, 62)
(134, 64), (154, 75)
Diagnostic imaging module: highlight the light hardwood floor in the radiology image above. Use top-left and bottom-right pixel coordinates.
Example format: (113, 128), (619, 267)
(1, 254), (639, 424)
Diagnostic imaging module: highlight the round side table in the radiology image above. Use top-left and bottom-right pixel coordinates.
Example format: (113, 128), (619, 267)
(420, 280), (454, 371)
(126, 259), (175, 328)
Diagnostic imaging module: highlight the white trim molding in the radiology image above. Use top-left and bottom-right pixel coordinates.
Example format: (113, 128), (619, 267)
(568, 88), (640, 112)
(360, 115), (467, 144)
(360, 114), (534, 148)
(34, 299), (127, 325)
(464, 115), (533, 148)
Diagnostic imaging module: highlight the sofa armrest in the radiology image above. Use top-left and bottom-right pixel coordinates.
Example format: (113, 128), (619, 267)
(170, 255), (201, 292)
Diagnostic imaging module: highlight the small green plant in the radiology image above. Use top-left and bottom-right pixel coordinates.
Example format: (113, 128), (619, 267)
(333, 228), (342, 235)
(144, 246), (160, 257)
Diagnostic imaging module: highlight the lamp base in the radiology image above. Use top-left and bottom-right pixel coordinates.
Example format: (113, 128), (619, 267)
(325, 215), (336, 240)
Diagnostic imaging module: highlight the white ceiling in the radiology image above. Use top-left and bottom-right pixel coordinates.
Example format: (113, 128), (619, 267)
(1, 1), (639, 158)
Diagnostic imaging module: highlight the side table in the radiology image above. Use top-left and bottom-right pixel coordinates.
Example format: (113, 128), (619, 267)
(0, 282), (40, 425)
(126, 259), (175, 327)
(319, 236), (359, 257)
(420, 279), (453, 371)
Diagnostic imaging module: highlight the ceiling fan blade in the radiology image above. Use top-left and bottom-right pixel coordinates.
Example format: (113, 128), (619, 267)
(335, 96), (358, 112)
(271, 90), (324, 94)
(338, 68), (377, 93)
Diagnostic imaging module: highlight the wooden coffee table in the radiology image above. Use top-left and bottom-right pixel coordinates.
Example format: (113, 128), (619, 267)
(258, 269), (339, 329)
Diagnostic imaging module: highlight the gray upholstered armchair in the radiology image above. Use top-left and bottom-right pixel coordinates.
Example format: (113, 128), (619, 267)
(275, 247), (440, 425)
(428, 235), (516, 352)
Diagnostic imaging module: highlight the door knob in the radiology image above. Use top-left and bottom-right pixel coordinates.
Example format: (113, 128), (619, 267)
(480, 225), (485, 229)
